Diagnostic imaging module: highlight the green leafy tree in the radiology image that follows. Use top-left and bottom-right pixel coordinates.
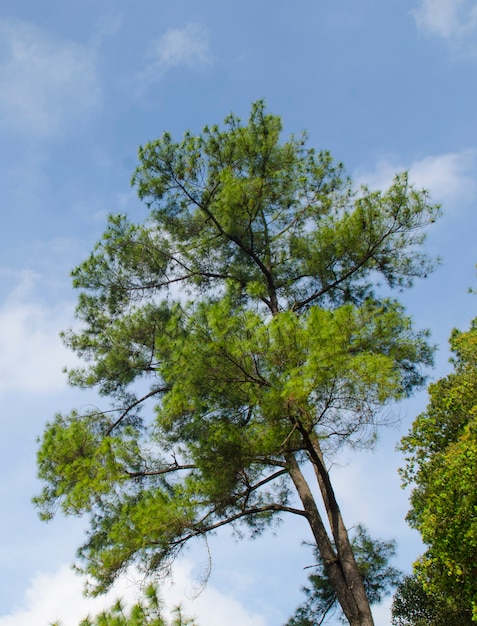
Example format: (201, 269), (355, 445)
(35, 102), (439, 626)
(286, 525), (401, 625)
(400, 317), (477, 620)
(391, 574), (474, 626)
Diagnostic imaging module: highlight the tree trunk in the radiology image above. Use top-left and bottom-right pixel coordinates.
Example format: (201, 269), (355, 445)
(286, 453), (375, 626)
(309, 436), (375, 626)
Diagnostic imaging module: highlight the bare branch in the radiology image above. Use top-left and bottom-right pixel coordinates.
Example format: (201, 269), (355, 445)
(125, 462), (196, 478)
(106, 386), (170, 436)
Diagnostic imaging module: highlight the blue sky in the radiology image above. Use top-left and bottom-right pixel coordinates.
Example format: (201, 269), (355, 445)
(0, 1), (476, 624)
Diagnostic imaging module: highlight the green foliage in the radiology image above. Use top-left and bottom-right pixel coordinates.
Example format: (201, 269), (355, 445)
(286, 526), (401, 625)
(391, 574), (473, 626)
(400, 317), (477, 620)
(71, 584), (196, 626)
(35, 101), (438, 617)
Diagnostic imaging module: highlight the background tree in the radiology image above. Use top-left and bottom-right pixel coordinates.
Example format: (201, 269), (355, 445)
(399, 315), (477, 620)
(286, 525), (401, 626)
(53, 584), (197, 626)
(35, 102), (439, 626)
(391, 574), (474, 626)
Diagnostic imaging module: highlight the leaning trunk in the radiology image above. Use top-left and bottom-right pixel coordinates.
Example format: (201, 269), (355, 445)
(309, 435), (375, 626)
(286, 453), (375, 626)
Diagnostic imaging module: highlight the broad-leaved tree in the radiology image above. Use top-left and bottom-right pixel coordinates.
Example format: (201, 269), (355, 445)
(400, 315), (477, 620)
(391, 574), (474, 626)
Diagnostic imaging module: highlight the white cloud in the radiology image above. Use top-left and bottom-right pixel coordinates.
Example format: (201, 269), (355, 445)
(0, 565), (114, 626)
(169, 561), (267, 626)
(355, 149), (477, 207)
(407, 150), (476, 204)
(0, 561), (266, 626)
(141, 24), (212, 85)
(0, 19), (100, 136)
(412, 0), (477, 40)
(0, 270), (76, 395)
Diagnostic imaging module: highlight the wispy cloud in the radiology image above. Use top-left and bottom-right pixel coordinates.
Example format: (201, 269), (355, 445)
(0, 19), (100, 137)
(0, 270), (76, 395)
(141, 24), (213, 86)
(355, 149), (477, 208)
(412, 0), (477, 41)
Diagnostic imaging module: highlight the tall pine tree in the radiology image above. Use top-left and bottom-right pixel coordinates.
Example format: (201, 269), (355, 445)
(36, 102), (439, 626)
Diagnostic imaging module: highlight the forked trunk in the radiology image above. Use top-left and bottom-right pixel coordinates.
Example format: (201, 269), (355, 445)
(309, 435), (376, 625)
(286, 453), (375, 626)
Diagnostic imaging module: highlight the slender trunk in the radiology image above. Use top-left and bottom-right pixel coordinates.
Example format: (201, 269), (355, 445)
(286, 453), (374, 626)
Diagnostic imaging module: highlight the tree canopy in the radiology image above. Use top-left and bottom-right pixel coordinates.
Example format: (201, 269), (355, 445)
(400, 315), (477, 621)
(35, 101), (439, 626)
(391, 574), (474, 626)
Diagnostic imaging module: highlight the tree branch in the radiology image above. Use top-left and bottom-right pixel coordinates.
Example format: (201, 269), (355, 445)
(105, 386), (170, 436)
(125, 462), (196, 479)
(174, 502), (307, 548)
(291, 218), (403, 312)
